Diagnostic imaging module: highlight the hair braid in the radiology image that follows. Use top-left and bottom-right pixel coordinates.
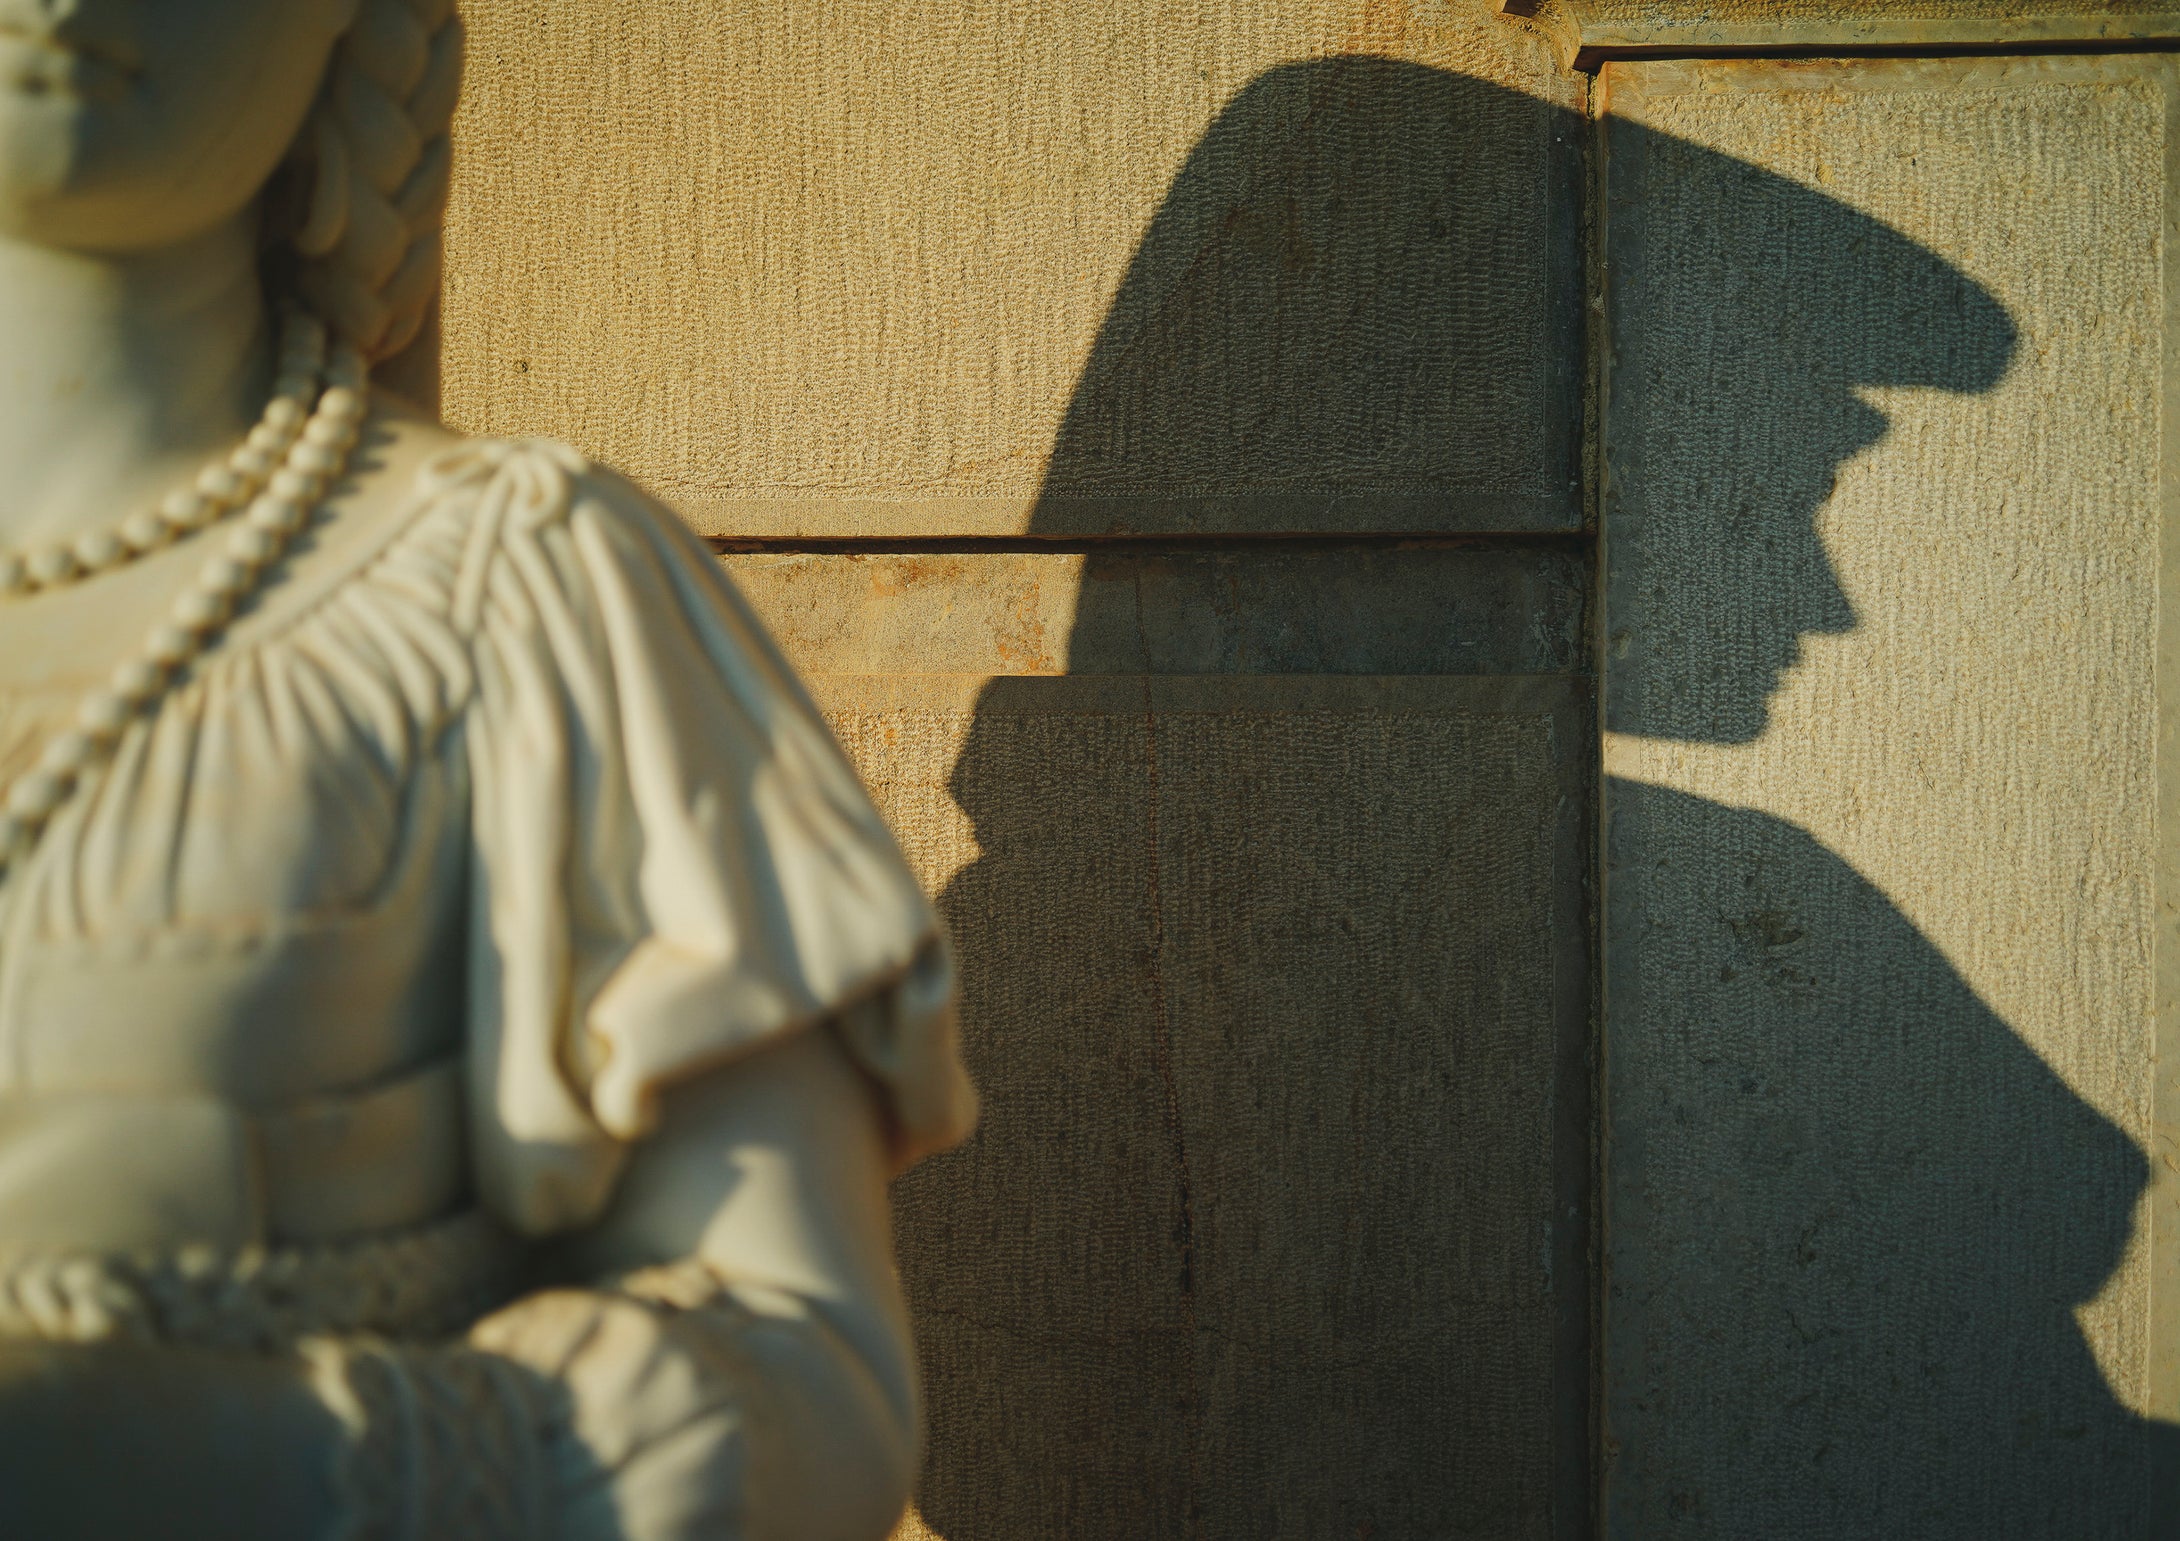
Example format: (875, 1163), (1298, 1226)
(290, 0), (463, 363)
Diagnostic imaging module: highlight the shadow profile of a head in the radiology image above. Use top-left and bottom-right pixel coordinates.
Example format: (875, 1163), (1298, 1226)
(894, 54), (2174, 1540)
(1600, 106), (2018, 747)
(1592, 71), (2175, 1538)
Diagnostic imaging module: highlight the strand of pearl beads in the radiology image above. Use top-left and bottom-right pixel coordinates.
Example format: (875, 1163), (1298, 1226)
(0, 310), (329, 599)
(0, 340), (370, 875)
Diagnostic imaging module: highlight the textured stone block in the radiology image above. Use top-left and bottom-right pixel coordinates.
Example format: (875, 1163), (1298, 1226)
(806, 675), (1592, 1541)
(722, 547), (1589, 678)
(442, 5), (1599, 1532)
(1601, 53), (2180, 1537)
(442, 1), (1584, 535)
(727, 547), (1594, 1535)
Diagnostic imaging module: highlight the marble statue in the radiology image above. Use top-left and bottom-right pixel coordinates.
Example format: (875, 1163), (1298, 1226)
(0, 1), (977, 1535)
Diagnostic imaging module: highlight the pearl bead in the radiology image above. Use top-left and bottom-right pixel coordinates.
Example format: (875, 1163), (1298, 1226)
(27, 547), (78, 587)
(77, 694), (132, 739)
(172, 589), (231, 632)
(195, 466), (246, 506)
(269, 468), (319, 504)
(73, 530), (125, 572)
(289, 443), (341, 477)
(38, 731), (95, 778)
(0, 310), (352, 849)
(0, 312), (344, 626)
(303, 416), (359, 451)
(8, 772), (67, 821)
(144, 626), (200, 668)
(246, 497), (307, 536)
(318, 386), (368, 424)
(119, 510), (170, 553)
(228, 446), (277, 482)
(110, 659), (166, 703)
(225, 525), (280, 566)
(199, 557), (253, 597)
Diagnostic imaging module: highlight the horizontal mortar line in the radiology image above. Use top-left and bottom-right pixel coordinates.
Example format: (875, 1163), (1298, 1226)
(1580, 37), (2180, 68)
(707, 530), (1594, 557)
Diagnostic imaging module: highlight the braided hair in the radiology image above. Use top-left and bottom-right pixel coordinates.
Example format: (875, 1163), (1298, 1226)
(286, 0), (464, 363)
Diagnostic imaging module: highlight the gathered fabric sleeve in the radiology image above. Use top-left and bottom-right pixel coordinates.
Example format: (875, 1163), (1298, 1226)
(453, 440), (977, 1237)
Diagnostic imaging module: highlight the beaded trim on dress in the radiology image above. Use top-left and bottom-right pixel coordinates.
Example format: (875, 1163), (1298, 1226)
(0, 1210), (523, 1352)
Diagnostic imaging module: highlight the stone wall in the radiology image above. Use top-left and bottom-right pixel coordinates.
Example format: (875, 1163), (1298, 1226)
(438, 5), (2180, 1535)
(1600, 53), (2180, 1537)
(441, 2), (1597, 1537)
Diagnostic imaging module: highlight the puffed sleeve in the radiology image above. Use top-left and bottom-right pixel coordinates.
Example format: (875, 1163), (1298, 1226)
(453, 440), (977, 1235)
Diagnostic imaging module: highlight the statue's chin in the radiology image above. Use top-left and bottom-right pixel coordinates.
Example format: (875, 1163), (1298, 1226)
(0, 7), (339, 259)
(0, 93), (109, 234)
(0, 113), (267, 257)
(0, 36), (131, 108)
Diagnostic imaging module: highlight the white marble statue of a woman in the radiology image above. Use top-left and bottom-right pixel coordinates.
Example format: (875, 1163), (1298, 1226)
(0, 1), (977, 1536)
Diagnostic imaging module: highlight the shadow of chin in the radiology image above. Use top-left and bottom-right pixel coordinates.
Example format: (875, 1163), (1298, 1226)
(1604, 780), (2178, 1536)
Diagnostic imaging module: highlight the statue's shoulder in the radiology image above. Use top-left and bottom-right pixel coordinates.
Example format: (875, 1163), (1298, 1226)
(272, 395), (722, 649)
(338, 402), (732, 641)
(312, 396), (618, 566)
(376, 401), (659, 540)
(225, 400), (611, 650)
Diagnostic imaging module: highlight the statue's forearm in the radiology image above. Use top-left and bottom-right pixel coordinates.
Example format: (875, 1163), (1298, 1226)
(0, 1024), (919, 1540)
(292, 1271), (909, 1541)
(0, 1265), (912, 1541)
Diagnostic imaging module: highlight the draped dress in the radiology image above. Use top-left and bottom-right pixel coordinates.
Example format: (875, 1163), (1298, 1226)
(0, 429), (976, 1518)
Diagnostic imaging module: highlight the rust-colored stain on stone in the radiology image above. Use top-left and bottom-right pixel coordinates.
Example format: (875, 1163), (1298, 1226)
(720, 552), (1077, 677)
(864, 555), (974, 599)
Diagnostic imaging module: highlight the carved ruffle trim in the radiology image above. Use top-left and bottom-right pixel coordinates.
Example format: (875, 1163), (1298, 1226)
(0, 1210), (522, 1352)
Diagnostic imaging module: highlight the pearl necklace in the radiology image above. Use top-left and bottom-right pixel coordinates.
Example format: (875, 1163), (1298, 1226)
(0, 310), (333, 599)
(0, 323), (371, 876)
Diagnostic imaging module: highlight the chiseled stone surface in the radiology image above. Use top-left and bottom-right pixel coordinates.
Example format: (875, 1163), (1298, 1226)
(734, 531), (1600, 1540)
(730, 537), (1597, 1541)
(810, 674), (1589, 1541)
(1602, 54), (2176, 1536)
(450, 0), (1601, 1531)
(442, 0), (1584, 536)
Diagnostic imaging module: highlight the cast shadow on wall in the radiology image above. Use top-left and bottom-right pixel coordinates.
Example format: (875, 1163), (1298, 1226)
(884, 55), (2178, 1541)
(1599, 105), (2180, 1538)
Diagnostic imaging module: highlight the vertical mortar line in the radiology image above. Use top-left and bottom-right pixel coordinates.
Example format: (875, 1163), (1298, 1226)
(1131, 562), (1205, 1541)
(1586, 57), (1616, 1541)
